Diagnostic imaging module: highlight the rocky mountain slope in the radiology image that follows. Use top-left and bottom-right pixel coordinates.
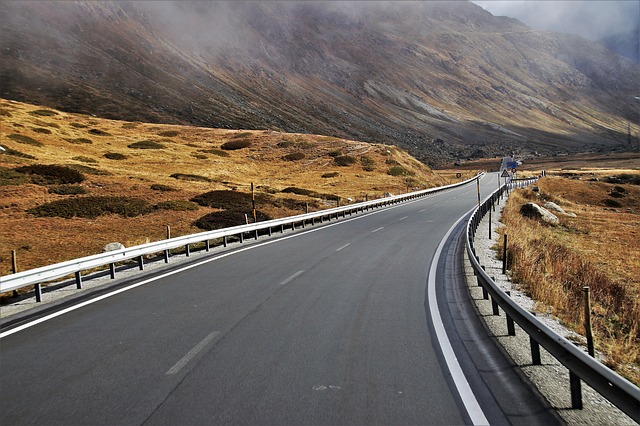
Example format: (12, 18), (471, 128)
(1, 1), (638, 165)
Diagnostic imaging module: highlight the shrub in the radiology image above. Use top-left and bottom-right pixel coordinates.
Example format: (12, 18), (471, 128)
(104, 152), (127, 160)
(28, 196), (152, 218)
(200, 149), (230, 157)
(282, 152), (305, 161)
(70, 122), (89, 129)
(328, 151), (342, 158)
(277, 140), (295, 148)
(7, 134), (43, 147)
(296, 141), (314, 149)
(155, 200), (199, 211)
(603, 198), (622, 208)
(31, 127), (52, 134)
(72, 156), (97, 163)
(64, 137), (93, 144)
(360, 155), (376, 171)
(128, 140), (165, 149)
(66, 164), (110, 176)
(121, 122), (139, 129)
(220, 139), (251, 150)
(192, 153), (208, 160)
(48, 184), (89, 195)
(333, 155), (357, 166)
(281, 187), (338, 200)
(2, 148), (36, 159)
(193, 210), (272, 230)
(158, 130), (180, 137)
(15, 164), (85, 184)
(88, 129), (112, 136)
(151, 183), (176, 192)
(170, 173), (212, 182)
(29, 109), (58, 117)
(191, 190), (253, 210)
(321, 172), (340, 178)
(0, 167), (31, 186)
(387, 165), (412, 176)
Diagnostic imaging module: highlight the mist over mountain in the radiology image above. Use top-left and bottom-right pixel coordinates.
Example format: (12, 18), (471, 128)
(1, 1), (638, 165)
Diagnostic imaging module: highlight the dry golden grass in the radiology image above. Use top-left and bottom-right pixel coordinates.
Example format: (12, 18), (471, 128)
(498, 176), (640, 384)
(1, 99), (448, 277)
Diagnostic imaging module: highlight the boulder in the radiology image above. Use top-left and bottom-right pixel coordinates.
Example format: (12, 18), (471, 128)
(520, 202), (559, 225)
(103, 242), (125, 252)
(544, 201), (577, 217)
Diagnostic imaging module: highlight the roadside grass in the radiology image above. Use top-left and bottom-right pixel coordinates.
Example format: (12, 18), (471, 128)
(497, 176), (640, 384)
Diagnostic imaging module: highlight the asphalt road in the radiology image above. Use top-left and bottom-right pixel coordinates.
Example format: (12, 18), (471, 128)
(0, 174), (556, 425)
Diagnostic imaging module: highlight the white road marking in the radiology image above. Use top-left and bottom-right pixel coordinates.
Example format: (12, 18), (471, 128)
(398, 216), (408, 221)
(427, 208), (489, 425)
(165, 331), (220, 375)
(419, 209), (426, 213)
(371, 227), (384, 233)
(336, 243), (351, 252)
(278, 270), (305, 286)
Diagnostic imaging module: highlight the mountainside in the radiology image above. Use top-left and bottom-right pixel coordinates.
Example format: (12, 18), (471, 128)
(599, 25), (640, 64)
(1, 1), (639, 165)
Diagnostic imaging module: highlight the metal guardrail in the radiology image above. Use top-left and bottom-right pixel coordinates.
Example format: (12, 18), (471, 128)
(1, 174), (483, 300)
(466, 179), (640, 422)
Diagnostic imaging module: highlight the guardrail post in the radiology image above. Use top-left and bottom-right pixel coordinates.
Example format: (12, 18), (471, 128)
(75, 271), (82, 289)
(138, 255), (144, 270)
(164, 249), (169, 263)
(530, 336), (541, 365)
(11, 250), (19, 297)
(223, 235), (228, 247)
(239, 233), (244, 243)
(570, 372), (583, 409)
(502, 234), (508, 274)
(185, 244), (191, 256)
(488, 209), (492, 239)
(255, 229), (259, 240)
(281, 224), (285, 233)
(584, 286), (595, 357)
(268, 227), (272, 236)
(491, 297), (500, 315)
(34, 283), (42, 302)
(506, 291), (516, 335)
(205, 240), (210, 252)
(110, 262), (116, 278)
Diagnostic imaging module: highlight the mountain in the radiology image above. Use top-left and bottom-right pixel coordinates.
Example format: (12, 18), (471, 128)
(1, 1), (638, 166)
(599, 25), (640, 64)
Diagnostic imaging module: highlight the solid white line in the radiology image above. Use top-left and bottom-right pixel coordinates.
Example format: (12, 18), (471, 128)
(165, 331), (220, 375)
(278, 270), (305, 286)
(1, 182), (476, 338)
(427, 208), (489, 425)
(335, 243), (351, 252)
(371, 227), (384, 233)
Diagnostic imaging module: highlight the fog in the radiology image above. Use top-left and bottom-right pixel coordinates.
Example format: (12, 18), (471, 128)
(472, 1), (639, 41)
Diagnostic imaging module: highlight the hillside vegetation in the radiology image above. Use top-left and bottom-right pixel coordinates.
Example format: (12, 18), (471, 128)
(0, 99), (451, 274)
(498, 175), (640, 384)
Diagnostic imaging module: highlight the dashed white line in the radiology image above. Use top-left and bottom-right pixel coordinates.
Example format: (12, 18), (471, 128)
(371, 227), (385, 233)
(419, 209), (426, 213)
(165, 331), (220, 375)
(278, 270), (305, 286)
(336, 243), (351, 252)
(398, 216), (408, 221)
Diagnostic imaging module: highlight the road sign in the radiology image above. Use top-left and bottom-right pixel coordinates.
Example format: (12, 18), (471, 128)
(507, 161), (517, 169)
(501, 170), (510, 177)
(511, 168), (517, 173)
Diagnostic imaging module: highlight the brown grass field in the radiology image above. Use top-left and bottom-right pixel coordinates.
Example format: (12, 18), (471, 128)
(1, 99), (458, 277)
(497, 173), (640, 384)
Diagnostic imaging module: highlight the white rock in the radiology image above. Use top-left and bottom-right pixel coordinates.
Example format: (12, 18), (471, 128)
(103, 242), (125, 252)
(520, 202), (559, 225)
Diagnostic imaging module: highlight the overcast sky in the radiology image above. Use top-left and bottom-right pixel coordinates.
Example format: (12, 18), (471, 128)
(471, 1), (639, 41)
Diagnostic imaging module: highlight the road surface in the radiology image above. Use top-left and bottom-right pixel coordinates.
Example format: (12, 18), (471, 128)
(0, 174), (558, 425)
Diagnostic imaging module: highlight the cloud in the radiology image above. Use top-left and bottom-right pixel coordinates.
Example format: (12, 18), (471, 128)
(472, 1), (639, 40)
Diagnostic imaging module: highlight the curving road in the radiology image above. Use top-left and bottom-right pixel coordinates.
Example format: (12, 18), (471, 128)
(0, 174), (558, 425)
